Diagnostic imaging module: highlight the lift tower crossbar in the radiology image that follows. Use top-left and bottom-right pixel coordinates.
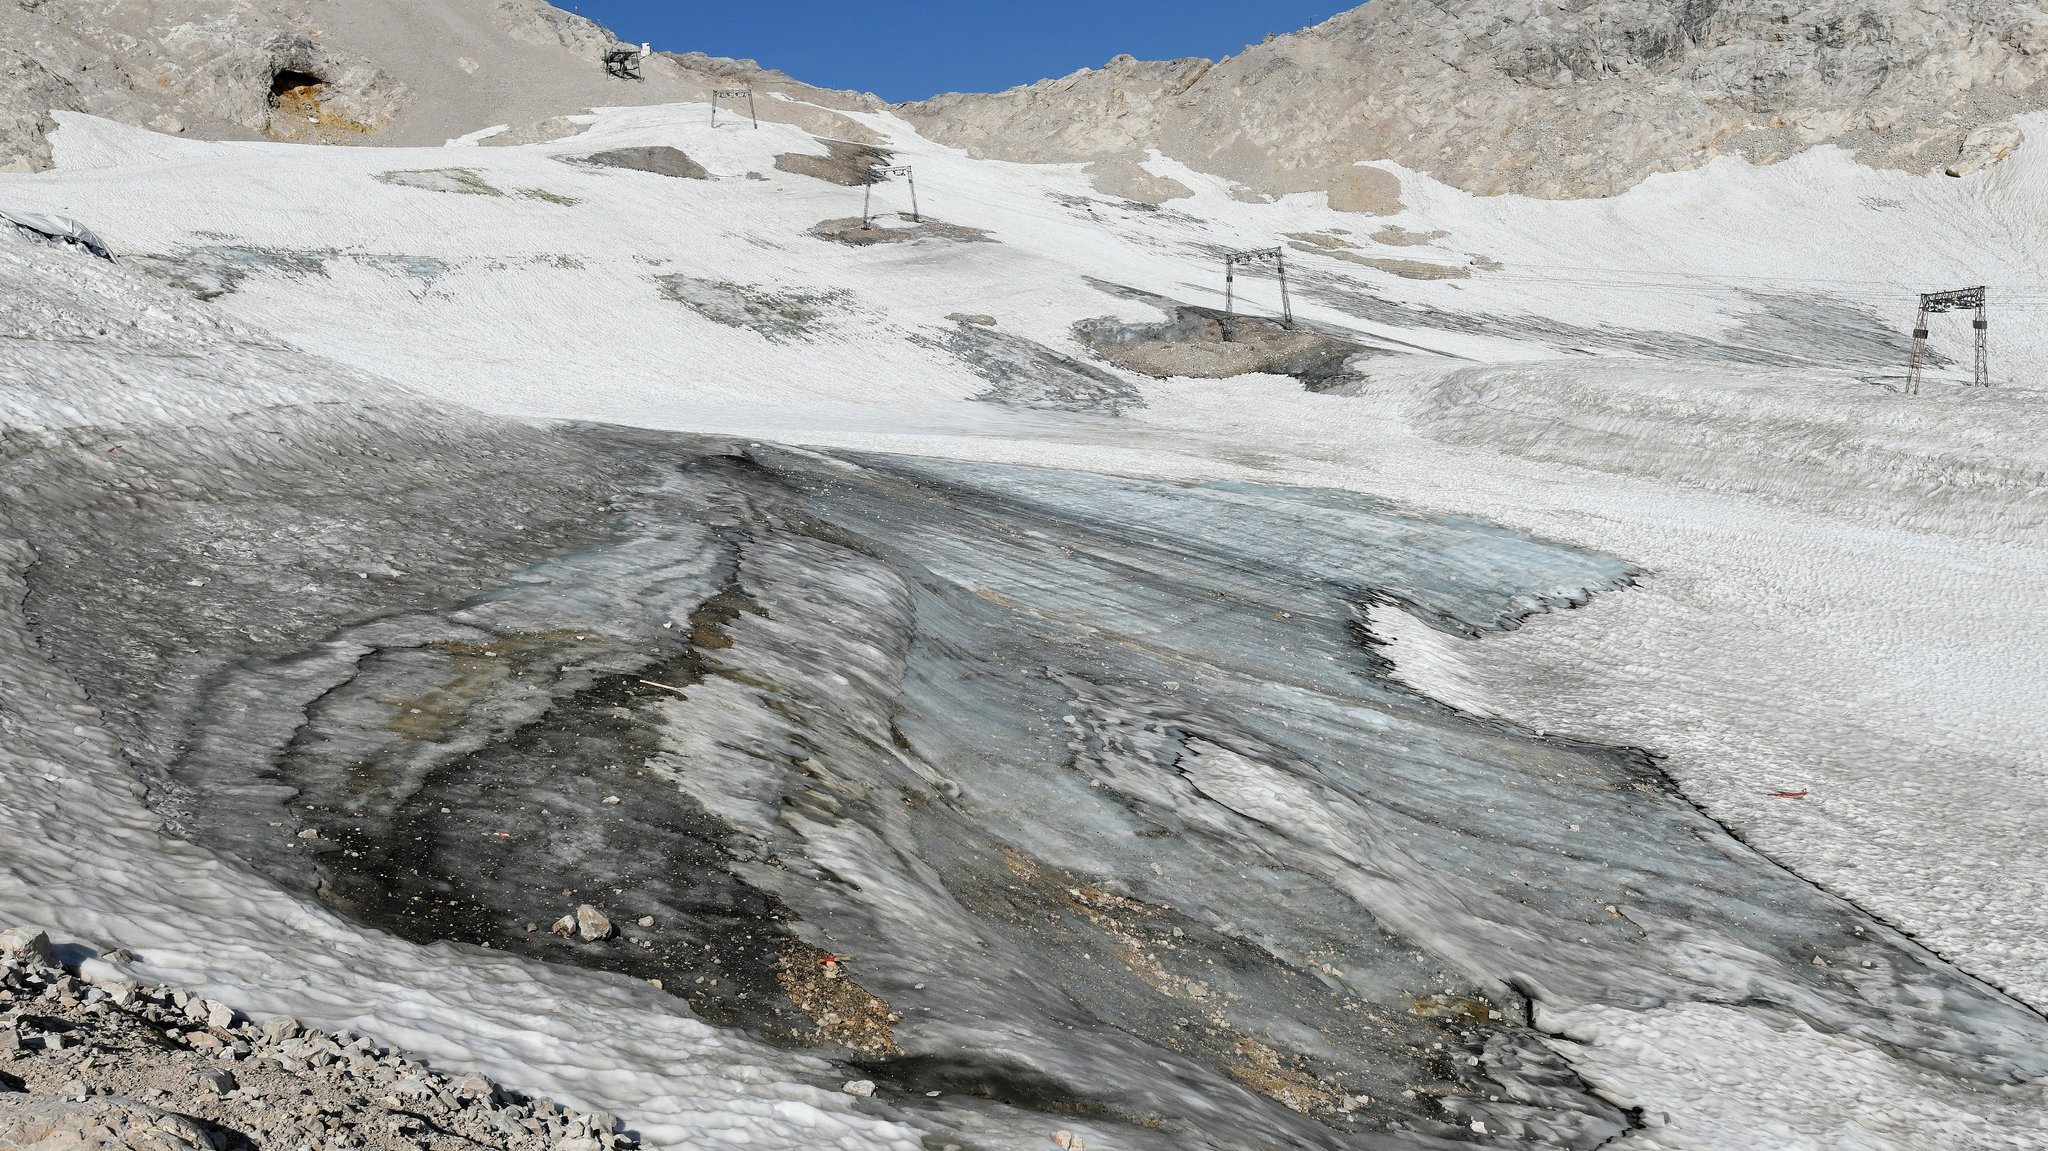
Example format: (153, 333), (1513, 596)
(861, 165), (919, 230)
(1907, 286), (1988, 393)
(1223, 247), (1292, 329)
(711, 88), (758, 129)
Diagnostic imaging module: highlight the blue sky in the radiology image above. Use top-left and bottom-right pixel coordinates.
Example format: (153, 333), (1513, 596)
(554, 2), (1341, 102)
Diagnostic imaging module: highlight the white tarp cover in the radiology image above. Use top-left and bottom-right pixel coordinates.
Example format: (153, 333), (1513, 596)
(0, 207), (112, 259)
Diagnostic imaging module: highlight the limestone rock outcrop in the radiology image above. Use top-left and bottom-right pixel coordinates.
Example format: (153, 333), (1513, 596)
(0, 0), (883, 172)
(900, 0), (2048, 200)
(1948, 122), (2026, 177)
(0, 4), (410, 168)
(6, 0), (2041, 196)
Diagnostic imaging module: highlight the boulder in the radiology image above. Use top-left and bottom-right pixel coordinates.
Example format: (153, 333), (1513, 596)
(0, 1096), (216, 1151)
(0, 928), (56, 968)
(1948, 123), (2024, 178)
(574, 905), (612, 942)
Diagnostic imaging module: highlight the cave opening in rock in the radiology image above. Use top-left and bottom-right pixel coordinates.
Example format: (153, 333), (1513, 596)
(269, 69), (325, 104)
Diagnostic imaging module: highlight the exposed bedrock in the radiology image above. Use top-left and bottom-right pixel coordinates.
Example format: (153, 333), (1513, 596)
(1, 4), (410, 166)
(900, 0), (2048, 199)
(807, 216), (996, 247)
(1074, 305), (1379, 389)
(774, 139), (897, 187)
(568, 146), (709, 179)
(0, 0), (888, 171)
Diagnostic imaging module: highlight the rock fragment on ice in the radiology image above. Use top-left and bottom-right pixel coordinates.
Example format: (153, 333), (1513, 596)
(841, 1079), (876, 1097)
(575, 905), (613, 941)
(549, 916), (576, 938)
(1053, 1132), (1086, 1150)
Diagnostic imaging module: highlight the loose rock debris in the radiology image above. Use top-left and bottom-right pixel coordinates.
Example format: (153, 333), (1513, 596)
(0, 928), (638, 1151)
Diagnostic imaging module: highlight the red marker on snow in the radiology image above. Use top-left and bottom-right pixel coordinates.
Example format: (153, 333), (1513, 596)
(1767, 791), (1809, 800)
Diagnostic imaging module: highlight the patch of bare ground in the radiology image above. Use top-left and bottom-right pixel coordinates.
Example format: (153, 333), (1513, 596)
(773, 140), (894, 186)
(567, 147), (707, 179)
(1369, 226), (1450, 247)
(774, 944), (902, 1057)
(372, 169), (579, 205)
(1329, 252), (1472, 280)
(808, 217), (994, 247)
(1283, 232), (1474, 280)
(1073, 307), (1372, 387)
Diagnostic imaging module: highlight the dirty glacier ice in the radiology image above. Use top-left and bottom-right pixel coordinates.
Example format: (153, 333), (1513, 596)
(18, 397), (2048, 1147)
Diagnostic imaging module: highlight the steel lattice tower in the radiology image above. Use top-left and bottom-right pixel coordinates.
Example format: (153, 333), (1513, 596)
(1907, 286), (1988, 393)
(861, 166), (918, 230)
(1222, 247), (1293, 332)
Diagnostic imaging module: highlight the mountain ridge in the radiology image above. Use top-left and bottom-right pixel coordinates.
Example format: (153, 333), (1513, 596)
(6, 0), (2043, 202)
(898, 0), (2048, 200)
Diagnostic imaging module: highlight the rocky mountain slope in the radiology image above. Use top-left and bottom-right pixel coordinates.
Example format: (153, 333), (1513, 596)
(9, 1), (2043, 201)
(0, 0), (882, 173)
(900, 0), (2048, 202)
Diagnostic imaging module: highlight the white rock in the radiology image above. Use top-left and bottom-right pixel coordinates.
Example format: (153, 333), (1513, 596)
(0, 927), (57, 966)
(574, 905), (612, 941)
(1947, 123), (2023, 178)
(841, 1079), (876, 1097)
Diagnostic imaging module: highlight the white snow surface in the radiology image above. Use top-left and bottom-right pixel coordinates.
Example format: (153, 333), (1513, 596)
(3, 100), (2047, 1149)
(1542, 1001), (2048, 1150)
